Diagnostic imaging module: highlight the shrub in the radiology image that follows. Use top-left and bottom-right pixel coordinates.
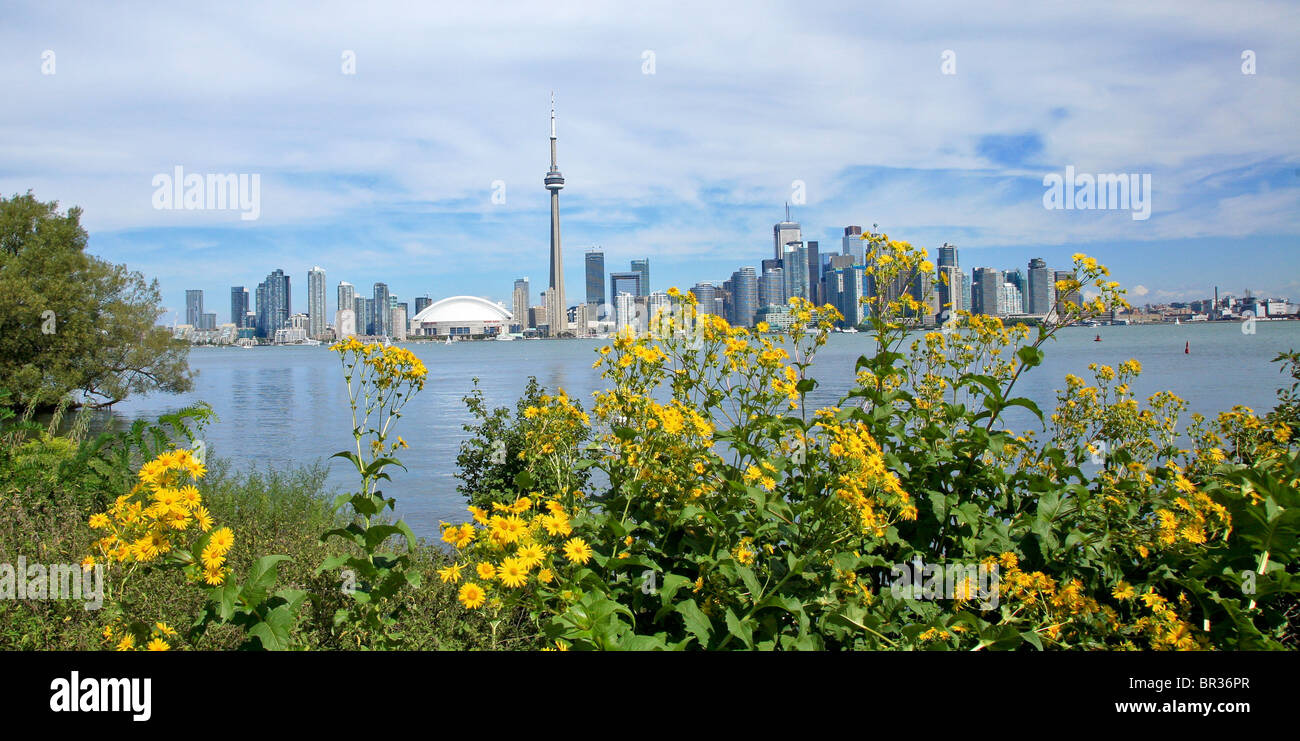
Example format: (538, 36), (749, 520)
(439, 238), (1297, 650)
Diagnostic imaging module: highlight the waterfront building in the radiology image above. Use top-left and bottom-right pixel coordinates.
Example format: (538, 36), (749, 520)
(185, 289), (204, 327)
(729, 267), (758, 327)
(631, 259), (650, 297)
(773, 206), (801, 261)
(410, 296), (512, 337)
(842, 225), (865, 264)
(335, 308), (356, 339)
(371, 283), (390, 337)
(614, 292), (638, 333)
(255, 269), (290, 338)
(782, 242), (810, 302)
(691, 282), (718, 316)
(610, 271), (642, 305)
(1000, 281), (1024, 315)
(805, 241), (820, 304)
(755, 305), (795, 331)
(972, 267), (1002, 316)
(512, 278), (530, 331)
(584, 251), (604, 307)
(392, 305), (408, 341)
(1028, 258), (1055, 316)
(307, 266), (327, 339)
(646, 290), (671, 327)
(758, 266), (785, 309)
(230, 287), (249, 328)
(1054, 270), (1081, 310)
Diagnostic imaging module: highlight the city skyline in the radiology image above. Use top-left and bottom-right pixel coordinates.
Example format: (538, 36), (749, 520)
(4, 2), (1297, 318)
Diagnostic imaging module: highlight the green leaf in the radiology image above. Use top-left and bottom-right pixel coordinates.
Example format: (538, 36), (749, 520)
(725, 608), (755, 650)
(675, 599), (713, 648)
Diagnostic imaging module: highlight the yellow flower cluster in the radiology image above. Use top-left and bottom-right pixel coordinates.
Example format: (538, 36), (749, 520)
(331, 338), (428, 391)
(1127, 589), (1203, 650)
(815, 414), (916, 536)
(438, 494), (594, 610)
(992, 552), (1102, 644)
(1149, 468), (1230, 549)
(86, 449), (220, 581)
(104, 621), (179, 652)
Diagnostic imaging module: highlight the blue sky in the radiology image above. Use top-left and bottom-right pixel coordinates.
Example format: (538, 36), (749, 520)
(3, 0), (1298, 321)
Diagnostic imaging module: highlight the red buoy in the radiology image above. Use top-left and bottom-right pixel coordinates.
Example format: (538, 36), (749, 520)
(1185, 340), (1190, 354)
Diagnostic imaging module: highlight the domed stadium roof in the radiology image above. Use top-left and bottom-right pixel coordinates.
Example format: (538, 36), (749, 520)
(411, 296), (512, 324)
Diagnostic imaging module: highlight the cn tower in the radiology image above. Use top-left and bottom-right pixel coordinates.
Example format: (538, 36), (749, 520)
(545, 93), (566, 334)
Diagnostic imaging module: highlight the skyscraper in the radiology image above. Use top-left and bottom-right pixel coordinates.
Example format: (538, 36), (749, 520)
(805, 241), (820, 304)
(730, 267), (758, 327)
(972, 268), (1002, 316)
(230, 287), (248, 328)
(842, 226), (865, 264)
(774, 206), (801, 261)
(255, 283), (268, 337)
(307, 266), (326, 339)
(372, 282), (390, 337)
(545, 94), (567, 334)
(631, 259), (650, 297)
(354, 297), (367, 335)
(255, 269), (290, 337)
(758, 266), (784, 309)
(185, 289), (204, 327)
(773, 212), (801, 261)
(513, 278), (530, 330)
(337, 281), (355, 320)
(584, 251), (604, 307)
(1000, 281), (1024, 315)
(1054, 270), (1081, 309)
(414, 296), (432, 316)
(610, 271), (642, 304)
(1028, 258), (1055, 316)
(691, 282), (718, 316)
(782, 242), (810, 302)
(937, 243), (958, 269)
(936, 243), (961, 318)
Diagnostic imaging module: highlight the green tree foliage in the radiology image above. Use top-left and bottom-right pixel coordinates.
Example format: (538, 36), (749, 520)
(0, 191), (192, 409)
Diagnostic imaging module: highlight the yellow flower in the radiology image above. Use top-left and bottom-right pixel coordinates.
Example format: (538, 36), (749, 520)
(208, 527), (234, 555)
(437, 563), (464, 584)
(1111, 582), (1136, 601)
(147, 638), (170, 651)
(476, 562), (496, 580)
(538, 568), (554, 584)
(562, 537), (594, 565)
(116, 635), (135, 651)
(458, 582), (487, 609)
(516, 543), (546, 570)
(89, 513), (109, 529)
(497, 557), (529, 588)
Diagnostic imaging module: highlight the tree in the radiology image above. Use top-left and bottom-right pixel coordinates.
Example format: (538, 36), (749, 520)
(0, 191), (193, 409)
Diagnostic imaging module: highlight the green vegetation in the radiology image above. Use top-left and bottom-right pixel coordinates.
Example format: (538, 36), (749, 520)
(0, 192), (192, 411)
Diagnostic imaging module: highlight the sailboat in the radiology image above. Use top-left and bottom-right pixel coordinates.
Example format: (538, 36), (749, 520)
(444, 336), (453, 345)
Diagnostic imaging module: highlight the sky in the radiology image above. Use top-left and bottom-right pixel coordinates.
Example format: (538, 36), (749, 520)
(3, 0), (1299, 322)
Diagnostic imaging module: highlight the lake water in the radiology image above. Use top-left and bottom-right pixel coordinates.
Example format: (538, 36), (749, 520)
(107, 322), (1300, 538)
